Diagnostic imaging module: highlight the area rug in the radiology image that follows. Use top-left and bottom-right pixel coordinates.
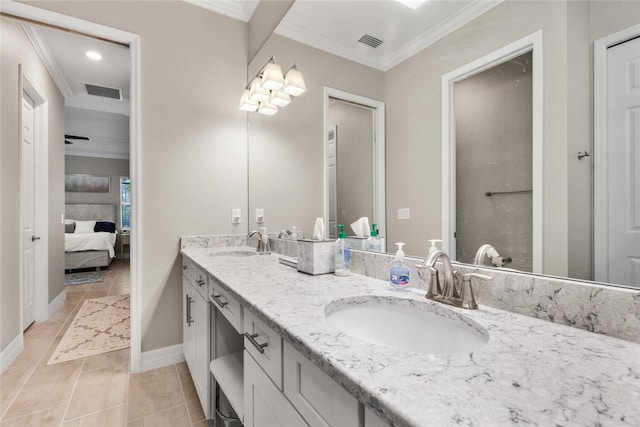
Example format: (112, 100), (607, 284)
(47, 294), (130, 365)
(65, 271), (105, 286)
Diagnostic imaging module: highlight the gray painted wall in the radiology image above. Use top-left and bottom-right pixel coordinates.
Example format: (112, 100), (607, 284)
(1, 16), (65, 352)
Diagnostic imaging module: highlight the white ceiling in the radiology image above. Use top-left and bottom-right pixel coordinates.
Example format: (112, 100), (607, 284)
(23, 23), (130, 159)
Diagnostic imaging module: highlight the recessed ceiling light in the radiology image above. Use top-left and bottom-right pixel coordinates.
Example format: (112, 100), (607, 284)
(85, 51), (102, 60)
(395, 0), (427, 10)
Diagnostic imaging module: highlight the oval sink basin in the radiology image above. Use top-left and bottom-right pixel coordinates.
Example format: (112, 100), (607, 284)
(209, 250), (257, 257)
(326, 298), (488, 355)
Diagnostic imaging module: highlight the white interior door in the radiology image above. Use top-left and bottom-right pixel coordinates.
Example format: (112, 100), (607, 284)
(607, 36), (640, 288)
(327, 126), (337, 239)
(21, 92), (37, 330)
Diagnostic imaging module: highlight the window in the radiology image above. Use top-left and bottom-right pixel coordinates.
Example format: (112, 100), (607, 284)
(120, 177), (130, 230)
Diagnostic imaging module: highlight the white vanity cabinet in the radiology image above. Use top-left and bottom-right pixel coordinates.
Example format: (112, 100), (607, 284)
(182, 258), (210, 419)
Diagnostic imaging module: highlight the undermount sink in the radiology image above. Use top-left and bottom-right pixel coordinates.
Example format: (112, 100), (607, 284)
(326, 297), (488, 355)
(209, 250), (257, 257)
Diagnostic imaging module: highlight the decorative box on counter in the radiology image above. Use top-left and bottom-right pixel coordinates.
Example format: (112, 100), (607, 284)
(296, 239), (335, 275)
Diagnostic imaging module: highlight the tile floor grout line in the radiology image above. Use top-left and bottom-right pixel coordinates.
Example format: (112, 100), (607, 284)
(127, 402), (189, 424)
(60, 402), (127, 423)
(175, 363), (195, 423)
(59, 357), (86, 424)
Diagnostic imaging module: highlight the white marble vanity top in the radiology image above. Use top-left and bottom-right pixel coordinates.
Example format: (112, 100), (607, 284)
(181, 246), (640, 426)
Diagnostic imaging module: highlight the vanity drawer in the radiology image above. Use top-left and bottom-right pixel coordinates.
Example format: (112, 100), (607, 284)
(283, 341), (359, 427)
(193, 266), (208, 300)
(210, 276), (243, 333)
(243, 309), (283, 390)
(182, 257), (195, 283)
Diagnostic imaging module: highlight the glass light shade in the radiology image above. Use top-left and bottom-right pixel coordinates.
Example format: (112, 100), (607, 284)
(239, 89), (259, 112)
(282, 66), (306, 96)
(257, 101), (278, 116)
(269, 91), (291, 107)
(261, 61), (285, 91)
(248, 77), (270, 102)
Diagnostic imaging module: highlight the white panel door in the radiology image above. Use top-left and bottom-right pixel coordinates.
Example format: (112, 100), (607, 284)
(327, 126), (337, 239)
(607, 36), (640, 287)
(21, 93), (36, 330)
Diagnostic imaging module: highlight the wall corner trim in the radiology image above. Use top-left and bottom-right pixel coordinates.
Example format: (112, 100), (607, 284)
(0, 334), (24, 374)
(48, 290), (67, 317)
(140, 344), (185, 372)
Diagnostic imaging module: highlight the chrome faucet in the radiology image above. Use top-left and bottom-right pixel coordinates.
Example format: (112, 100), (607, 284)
(278, 229), (292, 239)
(417, 249), (493, 310)
(248, 230), (271, 255)
(473, 243), (512, 267)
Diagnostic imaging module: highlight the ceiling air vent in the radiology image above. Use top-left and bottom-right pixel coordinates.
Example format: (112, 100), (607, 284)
(358, 34), (384, 48)
(84, 83), (122, 100)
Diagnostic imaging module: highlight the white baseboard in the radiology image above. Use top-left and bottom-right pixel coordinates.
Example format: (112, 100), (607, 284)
(140, 344), (185, 372)
(48, 289), (67, 317)
(0, 333), (24, 373)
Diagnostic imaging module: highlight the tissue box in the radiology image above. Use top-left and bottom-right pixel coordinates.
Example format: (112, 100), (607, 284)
(296, 239), (335, 275)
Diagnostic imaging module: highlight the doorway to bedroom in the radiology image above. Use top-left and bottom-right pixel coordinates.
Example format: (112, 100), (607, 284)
(23, 20), (133, 362)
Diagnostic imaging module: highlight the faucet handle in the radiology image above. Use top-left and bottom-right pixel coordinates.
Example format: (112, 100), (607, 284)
(417, 265), (441, 299)
(460, 273), (493, 310)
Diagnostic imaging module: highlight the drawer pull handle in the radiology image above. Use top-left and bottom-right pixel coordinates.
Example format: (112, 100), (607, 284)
(244, 332), (268, 353)
(211, 294), (228, 308)
(196, 279), (205, 287)
(182, 265), (187, 270)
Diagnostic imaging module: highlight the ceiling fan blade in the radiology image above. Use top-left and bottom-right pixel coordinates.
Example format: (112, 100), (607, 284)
(64, 134), (90, 140)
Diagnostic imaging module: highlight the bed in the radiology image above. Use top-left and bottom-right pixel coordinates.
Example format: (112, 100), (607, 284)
(65, 204), (117, 271)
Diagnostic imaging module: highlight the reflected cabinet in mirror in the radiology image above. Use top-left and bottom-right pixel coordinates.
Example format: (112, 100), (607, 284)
(247, 0), (640, 289)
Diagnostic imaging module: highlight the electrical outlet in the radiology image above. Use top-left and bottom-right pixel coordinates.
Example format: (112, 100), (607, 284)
(255, 208), (264, 224)
(231, 208), (241, 224)
(397, 208), (411, 220)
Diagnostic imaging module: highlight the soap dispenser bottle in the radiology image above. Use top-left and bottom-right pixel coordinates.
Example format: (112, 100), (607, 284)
(335, 224), (351, 276)
(428, 239), (442, 256)
(389, 242), (410, 291)
(367, 224), (382, 252)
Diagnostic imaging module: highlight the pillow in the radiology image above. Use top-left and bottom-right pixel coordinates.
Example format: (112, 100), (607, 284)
(64, 219), (76, 225)
(65, 223), (75, 233)
(94, 221), (116, 233)
(74, 220), (96, 234)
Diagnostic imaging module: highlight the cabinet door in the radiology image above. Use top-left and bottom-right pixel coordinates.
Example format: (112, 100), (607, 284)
(183, 279), (196, 372)
(244, 351), (307, 427)
(365, 407), (390, 427)
(193, 292), (210, 419)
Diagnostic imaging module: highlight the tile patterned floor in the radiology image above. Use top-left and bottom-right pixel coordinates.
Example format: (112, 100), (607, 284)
(0, 260), (205, 427)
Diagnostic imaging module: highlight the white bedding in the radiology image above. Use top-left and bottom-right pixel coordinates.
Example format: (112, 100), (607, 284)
(65, 232), (116, 259)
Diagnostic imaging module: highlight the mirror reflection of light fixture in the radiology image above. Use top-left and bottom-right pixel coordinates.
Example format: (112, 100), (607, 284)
(261, 59), (285, 91)
(248, 77), (270, 102)
(257, 101), (279, 116)
(239, 57), (306, 114)
(239, 89), (259, 112)
(282, 64), (306, 96)
(270, 91), (291, 107)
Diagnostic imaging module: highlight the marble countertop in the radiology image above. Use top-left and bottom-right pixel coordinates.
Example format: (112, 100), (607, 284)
(181, 246), (640, 426)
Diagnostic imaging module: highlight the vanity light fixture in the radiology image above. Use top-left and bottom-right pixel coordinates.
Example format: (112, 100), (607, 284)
(239, 57), (306, 115)
(282, 64), (306, 96)
(239, 89), (259, 112)
(269, 91), (291, 107)
(257, 101), (278, 116)
(248, 77), (270, 102)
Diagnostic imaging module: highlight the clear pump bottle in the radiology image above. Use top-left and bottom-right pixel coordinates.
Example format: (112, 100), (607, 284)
(334, 224), (351, 276)
(367, 223), (382, 252)
(389, 242), (410, 291)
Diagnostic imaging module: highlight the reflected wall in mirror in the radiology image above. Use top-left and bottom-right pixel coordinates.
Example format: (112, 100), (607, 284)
(247, 0), (640, 289)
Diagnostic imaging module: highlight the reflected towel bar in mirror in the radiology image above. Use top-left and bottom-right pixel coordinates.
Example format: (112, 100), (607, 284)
(485, 189), (532, 197)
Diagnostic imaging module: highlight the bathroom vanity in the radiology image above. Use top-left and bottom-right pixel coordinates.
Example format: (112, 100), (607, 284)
(181, 237), (640, 426)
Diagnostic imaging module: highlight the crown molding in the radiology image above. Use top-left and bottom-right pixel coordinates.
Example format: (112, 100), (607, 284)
(276, 0), (503, 72)
(183, 0), (259, 22)
(21, 24), (73, 98)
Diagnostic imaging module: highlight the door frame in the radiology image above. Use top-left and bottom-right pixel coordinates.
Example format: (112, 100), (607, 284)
(20, 69), (49, 326)
(594, 23), (640, 283)
(441, 30), (543, 273)
(2, 0), (143, 372)
(323, 87), (386, 250)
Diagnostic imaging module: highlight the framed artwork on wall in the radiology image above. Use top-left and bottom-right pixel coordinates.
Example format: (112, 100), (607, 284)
(65, 174), (111, 193)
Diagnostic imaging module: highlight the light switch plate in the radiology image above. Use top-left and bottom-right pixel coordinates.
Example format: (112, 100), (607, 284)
(255, 208), (264, 224)
(397, 208), (411, 220)
(231, 208), (241, 224)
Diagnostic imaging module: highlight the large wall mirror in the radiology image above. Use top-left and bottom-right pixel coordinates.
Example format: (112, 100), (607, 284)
(246, 0), (640, 289)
